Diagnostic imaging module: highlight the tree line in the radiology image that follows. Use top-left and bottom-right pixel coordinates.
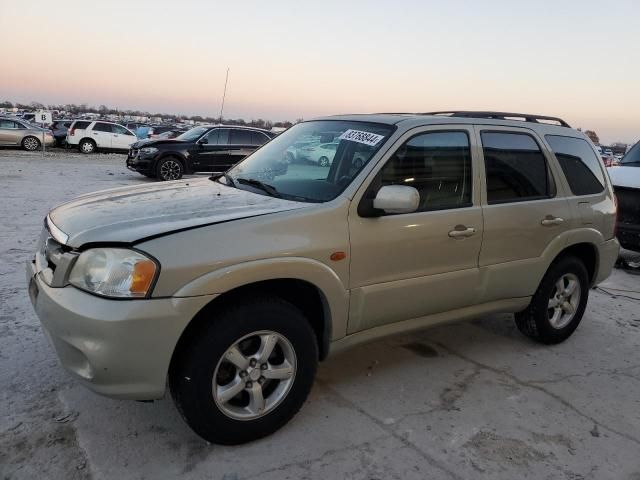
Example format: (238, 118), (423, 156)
(0, 100), (298, 129)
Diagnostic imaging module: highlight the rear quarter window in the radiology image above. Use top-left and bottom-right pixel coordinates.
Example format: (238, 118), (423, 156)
(72, 121), (91, 130)
(546, 135), (605, 195)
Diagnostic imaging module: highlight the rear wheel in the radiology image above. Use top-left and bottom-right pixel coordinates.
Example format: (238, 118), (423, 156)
(169, 297), (318, 445)
(22, 136), (41, 151)
(515, 256), (589, 344)
(79, 139), (96, 154)
(156, 157), (184, 181)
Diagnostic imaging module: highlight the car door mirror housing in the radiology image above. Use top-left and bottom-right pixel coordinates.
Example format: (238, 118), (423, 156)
(197, 137), (208, 145)
(372, 185), (420, 214)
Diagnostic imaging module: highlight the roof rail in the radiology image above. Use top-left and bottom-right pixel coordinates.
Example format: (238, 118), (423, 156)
(423, 111), (571, 128)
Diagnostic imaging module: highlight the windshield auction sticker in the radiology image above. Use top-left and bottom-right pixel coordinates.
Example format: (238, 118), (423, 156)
(339, 129), (385, 146)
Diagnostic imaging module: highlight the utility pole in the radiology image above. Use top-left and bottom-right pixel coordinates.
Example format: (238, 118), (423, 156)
(219, 68), (229, 125)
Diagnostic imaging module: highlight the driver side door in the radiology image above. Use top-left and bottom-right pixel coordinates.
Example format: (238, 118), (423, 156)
(189, 128), (231, 172)
(347, 126), (484, 333)
(111, 124), (137, 150)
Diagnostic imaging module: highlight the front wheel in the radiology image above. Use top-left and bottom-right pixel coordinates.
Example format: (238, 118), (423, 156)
(515, 256), (589, 344)
(156, 157), (184, 181)
(169, 297), (318, 445)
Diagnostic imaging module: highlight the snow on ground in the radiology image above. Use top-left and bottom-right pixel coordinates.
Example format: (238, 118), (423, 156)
(1, 148), (640, 479)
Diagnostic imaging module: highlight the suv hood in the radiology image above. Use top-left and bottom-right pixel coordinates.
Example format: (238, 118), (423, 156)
(608, 165), (640, 189)
(48, 178), (310, 247)
(132, 138), (184, 148)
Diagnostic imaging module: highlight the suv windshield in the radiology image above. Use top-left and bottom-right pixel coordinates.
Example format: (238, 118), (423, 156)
(621, 142), (640, 165)
(177, 126), (209, 142)
(225, 120), (395, 203)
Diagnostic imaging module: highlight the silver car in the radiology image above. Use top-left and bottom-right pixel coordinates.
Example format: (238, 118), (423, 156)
(0, 117), (54, 150)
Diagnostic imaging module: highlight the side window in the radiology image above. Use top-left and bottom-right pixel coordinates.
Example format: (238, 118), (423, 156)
(230, 129), (252, 144)
(205, 128), (230, 145)
(0, 120), (17, 128)
(73, 121), (91, 130)
(112, 124), (133, 136)
(545, 135), (605, 195)
(92, 122), (113, 133)
(250, 131), (269, 146)
(482, 132), (554, 204)
(379, 131), (472, 212)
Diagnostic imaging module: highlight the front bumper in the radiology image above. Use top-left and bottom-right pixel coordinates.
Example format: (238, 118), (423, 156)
(617, 223), (640, 253)
(27, 259), (216, 400)
(594, 237), (620, 284)
(126, 150), (156, 174)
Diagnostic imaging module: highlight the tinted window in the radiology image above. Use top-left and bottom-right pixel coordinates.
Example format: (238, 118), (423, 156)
(379, 131), (472, 212)
(92, 122), (113, 133)
(0, 120), (18, 128)
(73, 121), (91, 130)
(230, 129), (252, 144)
(546, 135), (605, 195)
(482, 132), (554, 204)
(205, 128), (230, 145)
(621, 142), (640, 166)
(250, 131), (269, 146)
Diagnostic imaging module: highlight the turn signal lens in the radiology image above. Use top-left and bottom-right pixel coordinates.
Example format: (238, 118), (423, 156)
(130, 259), (157, 295)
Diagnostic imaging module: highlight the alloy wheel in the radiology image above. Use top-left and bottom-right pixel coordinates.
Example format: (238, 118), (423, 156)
(23, 137), (39, 151)
(159, 160), (181, 180)
(547, 273), (581, 329)
(212, 330), (296, 421)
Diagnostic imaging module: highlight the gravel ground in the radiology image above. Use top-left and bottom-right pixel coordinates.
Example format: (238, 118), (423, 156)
(1, 149), (640, 479)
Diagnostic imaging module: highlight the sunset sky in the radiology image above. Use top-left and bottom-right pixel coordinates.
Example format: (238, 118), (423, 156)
(1, 0), (638, 143)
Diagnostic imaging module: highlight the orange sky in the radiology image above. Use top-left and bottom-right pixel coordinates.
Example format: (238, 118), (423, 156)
(1, 0), (638, 143)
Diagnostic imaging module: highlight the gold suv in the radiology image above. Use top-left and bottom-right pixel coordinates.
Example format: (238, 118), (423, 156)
(28, 111), (619, 444)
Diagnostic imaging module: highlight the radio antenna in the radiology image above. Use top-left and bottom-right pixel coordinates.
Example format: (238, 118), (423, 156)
(218, 68), (229, 125)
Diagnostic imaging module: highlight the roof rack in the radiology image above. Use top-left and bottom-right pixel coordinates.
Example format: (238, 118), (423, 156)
(423, 111), (571, 128)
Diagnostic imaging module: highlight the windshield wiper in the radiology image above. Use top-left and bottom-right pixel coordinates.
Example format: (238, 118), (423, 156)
(210, 172), (236, 188)
(237, 178), (281, 198)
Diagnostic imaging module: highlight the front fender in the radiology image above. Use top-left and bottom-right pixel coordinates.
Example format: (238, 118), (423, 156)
(173, 257), (350, 340)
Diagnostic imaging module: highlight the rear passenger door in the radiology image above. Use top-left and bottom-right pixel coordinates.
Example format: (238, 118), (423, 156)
(228, 129), (257, 167)
(90, 122), (113, 148)
(476, 127), (572, 302)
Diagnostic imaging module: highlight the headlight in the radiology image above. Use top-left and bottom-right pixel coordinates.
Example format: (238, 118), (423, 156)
(140, 147), (158, 155)
(68, 248), (158, 298)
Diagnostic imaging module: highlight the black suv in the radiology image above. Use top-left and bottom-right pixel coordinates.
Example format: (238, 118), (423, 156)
(126, 125), (276, 181)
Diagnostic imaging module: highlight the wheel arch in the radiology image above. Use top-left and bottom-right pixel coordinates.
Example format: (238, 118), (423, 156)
(156, 153), (188, 173)
(550, 241), (598, 286)
(169, 258), (349, 366)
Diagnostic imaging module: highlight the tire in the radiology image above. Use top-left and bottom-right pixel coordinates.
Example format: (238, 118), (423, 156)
(79, 139), (96, 154)
(169, 297), (318, 445)
(22, 136), (41, 151)
(156, 157), (184, 181)
(318, 156), (330, 167)
(515, 255), (589, 344)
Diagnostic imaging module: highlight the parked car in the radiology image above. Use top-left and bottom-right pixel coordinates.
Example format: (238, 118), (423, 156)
(297, 141), (338, 166)
(28, 111), (619, 445)
(20, 112), (36, 123)
(148, 125), (178, 139)
(0, 117), (54, 150)
(66, 120), (137, 153)
(51, 120), (74, 147)
(602, 153), (619, 167)
(126, 125), (276, 180)
(608, 142), (640, 252)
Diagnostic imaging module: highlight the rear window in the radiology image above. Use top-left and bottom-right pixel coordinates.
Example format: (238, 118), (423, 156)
(546, 135), (605, 195)
(482, 131), (555, 204)
(72, 121), (91, 130)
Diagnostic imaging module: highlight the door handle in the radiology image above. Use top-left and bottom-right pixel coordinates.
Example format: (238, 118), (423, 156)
(541, 216), (564, 226)
(448, 225), (476, 238)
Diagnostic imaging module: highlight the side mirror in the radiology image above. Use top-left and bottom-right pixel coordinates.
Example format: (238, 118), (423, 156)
(197, 137), (208, 145)
(373, 185), (420, 214)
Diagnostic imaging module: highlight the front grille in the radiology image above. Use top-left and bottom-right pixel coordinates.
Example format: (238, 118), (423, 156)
(616, 187), (640, 225)
(34, 227), (78, 287)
